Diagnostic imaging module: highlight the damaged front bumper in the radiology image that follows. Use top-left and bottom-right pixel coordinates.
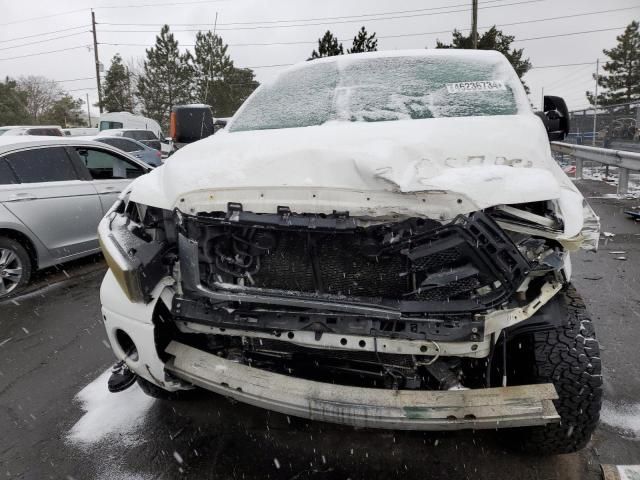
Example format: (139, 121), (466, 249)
(98, 199), (581, 430)
(165, 341), (560, 430)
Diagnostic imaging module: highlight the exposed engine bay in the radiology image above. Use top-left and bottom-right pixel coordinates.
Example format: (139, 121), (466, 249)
(100, 198), (573, 393)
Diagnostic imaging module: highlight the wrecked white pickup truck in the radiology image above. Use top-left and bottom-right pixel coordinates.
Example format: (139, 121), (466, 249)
(99, 49), (602, 454)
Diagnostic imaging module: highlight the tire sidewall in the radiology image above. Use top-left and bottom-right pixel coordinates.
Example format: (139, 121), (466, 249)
(0, 236), (32, 298)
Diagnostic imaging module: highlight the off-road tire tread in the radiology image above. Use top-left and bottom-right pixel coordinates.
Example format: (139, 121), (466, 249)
(517, 285), (603, 454)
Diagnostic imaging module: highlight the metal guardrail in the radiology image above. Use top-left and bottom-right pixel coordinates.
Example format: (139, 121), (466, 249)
(551, 141), (640, 195)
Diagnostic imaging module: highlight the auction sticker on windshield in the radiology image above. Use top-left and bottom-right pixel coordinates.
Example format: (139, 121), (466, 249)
(446, 81), (506, 93)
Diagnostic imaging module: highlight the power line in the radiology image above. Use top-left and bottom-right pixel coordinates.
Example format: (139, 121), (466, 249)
(97, 0), (227, 8)
(100, 0), (544, 30)
(66, 86), (98, 92)
(530, 61), (595, 69)
(97, 5), (638, 47)
(0, 0), (228, 26)
(0, 45), (92, 62)
(0, 8), (87, 27)
(515, 26), (627, 42)
(0, 25), (88, 44)
(54, 76), (97, 83)
(96, 0), (507, 27)
(191, 0), (510, 26)
(101, 25), (628, 51)
(542, 65), (595, 90)
(0, 31), (89, 52)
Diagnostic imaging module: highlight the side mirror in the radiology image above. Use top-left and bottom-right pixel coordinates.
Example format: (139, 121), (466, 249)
(170, 105), (215, 144)
(536, 95), (570, 141)
(213, 119), (227, 134)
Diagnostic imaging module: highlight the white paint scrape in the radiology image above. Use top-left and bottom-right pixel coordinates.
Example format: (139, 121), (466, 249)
(600, 400), (640, 440)
(67, 369), (155, 447)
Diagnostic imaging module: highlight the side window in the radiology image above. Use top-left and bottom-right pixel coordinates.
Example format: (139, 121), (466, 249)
(27, 128), (63, 136)
(99, 121), (124, 131)
(4, 147), (79, 183)
(76, 147), (145, 180)
(102, 138), (140, 153)
(127, 131), (157, 141)
(0, 158), (18, 185)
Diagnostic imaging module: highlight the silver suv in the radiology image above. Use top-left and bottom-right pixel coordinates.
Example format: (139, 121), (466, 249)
(0, 136), (151, 297)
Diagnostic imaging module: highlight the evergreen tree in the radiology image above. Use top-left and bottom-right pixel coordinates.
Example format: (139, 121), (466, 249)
(586, 21), (640, 108)
(0, 77), (29, 125)
(137, 25), (194, 130)
(348, 27), (378, 54)
(309, 31), (344, 60)
(436, 26), (532, 92)
(101, 54), (135, 112)
(226, 67), (260, 116)
(41, 95), (85, 127)
(192, 31), (258, 117)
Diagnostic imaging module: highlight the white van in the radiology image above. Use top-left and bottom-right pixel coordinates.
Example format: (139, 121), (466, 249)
(98, 112), (163, 140)
(98, 112), (170, 156)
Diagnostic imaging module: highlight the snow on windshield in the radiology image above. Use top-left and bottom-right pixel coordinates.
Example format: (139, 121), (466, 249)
(230, 53), (523, 132)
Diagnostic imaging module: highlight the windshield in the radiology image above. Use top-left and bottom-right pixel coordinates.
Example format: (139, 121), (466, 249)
(230, 54), (521, 132)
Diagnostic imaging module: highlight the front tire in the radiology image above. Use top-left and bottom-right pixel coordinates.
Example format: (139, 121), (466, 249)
(508, 285), (603, 454)
(0, 236), (32, 298)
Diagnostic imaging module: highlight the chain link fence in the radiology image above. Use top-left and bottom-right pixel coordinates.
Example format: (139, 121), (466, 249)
(565, 101), (640, 151)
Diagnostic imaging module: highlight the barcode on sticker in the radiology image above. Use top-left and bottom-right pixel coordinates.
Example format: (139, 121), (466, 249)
(446, 81), (506, 93)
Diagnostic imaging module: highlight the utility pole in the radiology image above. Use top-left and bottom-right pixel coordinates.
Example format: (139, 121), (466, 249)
(201, 11), (218, 106)
(592, 58), (599, 146)
(91, 10), (103, 113)
(471, 0), (478, 49)
(86, 93), (92, 127)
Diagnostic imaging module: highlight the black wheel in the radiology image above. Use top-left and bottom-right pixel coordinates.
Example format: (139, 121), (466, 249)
(136, 376), (194, 400)
(0, 236), (32, 298)
(507, 285), (603, 454)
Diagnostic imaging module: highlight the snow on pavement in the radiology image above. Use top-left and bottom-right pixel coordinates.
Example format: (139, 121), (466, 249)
(601, 400), (640, 440)
(67, 369), (155, 447)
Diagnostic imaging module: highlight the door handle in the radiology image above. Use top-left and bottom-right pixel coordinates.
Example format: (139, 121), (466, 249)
(6, 193), (36, 202)
(99, 186), (120, 194)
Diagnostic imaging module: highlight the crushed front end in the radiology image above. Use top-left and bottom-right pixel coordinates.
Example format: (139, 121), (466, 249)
(98, 196), (589, 430)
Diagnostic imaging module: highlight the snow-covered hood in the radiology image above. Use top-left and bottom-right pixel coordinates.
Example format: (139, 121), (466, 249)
(129, 114), (589, 237)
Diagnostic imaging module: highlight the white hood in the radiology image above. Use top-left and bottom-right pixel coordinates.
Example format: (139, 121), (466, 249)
(129, 114), (588, 237)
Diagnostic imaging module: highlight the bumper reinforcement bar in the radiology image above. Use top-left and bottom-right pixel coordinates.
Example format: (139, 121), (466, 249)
(165, 341), (560, 431)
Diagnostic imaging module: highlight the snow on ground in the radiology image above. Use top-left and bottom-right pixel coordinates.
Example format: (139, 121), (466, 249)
(601, 400), (640, 440)
(67, 369), (155, 448)
(581, 165), (640, 198)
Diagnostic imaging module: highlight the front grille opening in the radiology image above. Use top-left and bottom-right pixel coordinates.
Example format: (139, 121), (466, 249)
(182, 211), (529, 311)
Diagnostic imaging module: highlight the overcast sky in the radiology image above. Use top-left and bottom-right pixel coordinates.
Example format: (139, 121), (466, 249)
(1, 0), (637, 119)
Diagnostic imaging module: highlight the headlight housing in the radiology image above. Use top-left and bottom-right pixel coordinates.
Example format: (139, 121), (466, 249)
(98, 199), (176, 303)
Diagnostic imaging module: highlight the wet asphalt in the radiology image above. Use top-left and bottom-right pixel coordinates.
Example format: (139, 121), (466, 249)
(0, 179), (639, 480)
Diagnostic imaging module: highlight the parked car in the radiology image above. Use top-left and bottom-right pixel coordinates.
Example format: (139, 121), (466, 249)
(98, 112), (171, 157)
(94, 136), (163, 167)
(0, 136), (151, 297)
(95, 128), (163, 152)
(63, 127), (98, 137)
(99, 50), (602, 455)
(1, 126), (64, 136)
